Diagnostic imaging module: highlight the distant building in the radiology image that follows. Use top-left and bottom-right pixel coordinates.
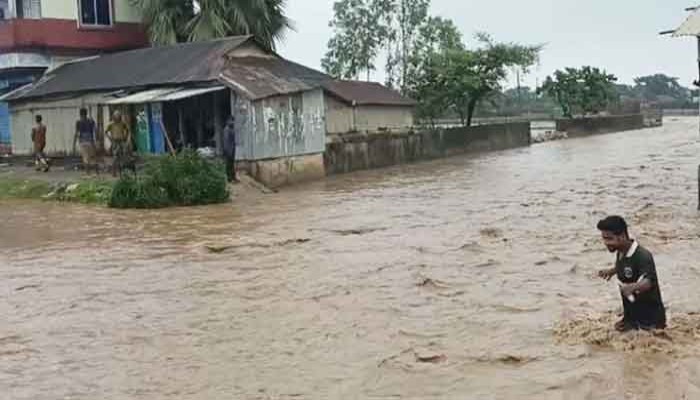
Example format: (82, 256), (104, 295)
(0, 0), (147, 152)
(324, 80), (416, 135)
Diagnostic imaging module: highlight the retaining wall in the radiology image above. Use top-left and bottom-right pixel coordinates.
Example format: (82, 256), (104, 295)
(555, 114), (645, 138)
(325, 122), (531, 175)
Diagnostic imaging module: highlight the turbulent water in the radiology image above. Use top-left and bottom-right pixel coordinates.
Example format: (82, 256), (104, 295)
(2, 118), (700, 400)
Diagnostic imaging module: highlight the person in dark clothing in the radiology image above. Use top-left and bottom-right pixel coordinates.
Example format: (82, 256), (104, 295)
(223, 116), (237, 182)
(597, 216), (666, 332)
(73, 108), (98, 174)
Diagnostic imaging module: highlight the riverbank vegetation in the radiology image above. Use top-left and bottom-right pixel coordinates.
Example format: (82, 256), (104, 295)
(0, 150), (230, 208)
(110, 150), (229, 209)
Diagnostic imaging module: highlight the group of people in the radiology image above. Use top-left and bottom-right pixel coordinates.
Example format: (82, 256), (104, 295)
(31, 108), (133, 176)
(32, 109), (240, 181)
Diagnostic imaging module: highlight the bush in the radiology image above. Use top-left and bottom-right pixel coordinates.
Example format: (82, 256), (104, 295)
(109, 150), (229, 209)
(109, 176), (170, 209)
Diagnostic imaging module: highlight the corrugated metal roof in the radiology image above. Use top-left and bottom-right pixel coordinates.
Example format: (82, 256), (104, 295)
(323, 80), (416, 106)
(105, 86), (226, 104)
(673, 9), (700, 36)
(219, 57), (331, 100)
(6, 36), (253, 102)
(106, 88), (178, 104)
(219, 60), (415, 107)
(158, 86), (226, 101)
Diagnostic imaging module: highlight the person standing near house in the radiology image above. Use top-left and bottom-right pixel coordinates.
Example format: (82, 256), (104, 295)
(223, 116), (238, 182)
(105, 111), (132, 177)
(74, 108), (97, 174)
(31, 115), (49, 172)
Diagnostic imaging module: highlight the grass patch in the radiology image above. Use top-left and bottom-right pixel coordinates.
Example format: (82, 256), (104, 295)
(59, 181), (114, 205)
(0, 150), (229, 209)
(0, 178), (52, 199)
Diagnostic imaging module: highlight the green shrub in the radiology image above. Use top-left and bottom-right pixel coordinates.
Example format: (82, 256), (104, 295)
(109, 150), (229, 209)
(109, 176), (170, 209)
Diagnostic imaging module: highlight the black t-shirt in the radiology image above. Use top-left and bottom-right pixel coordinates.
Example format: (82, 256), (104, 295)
(616, 243), (666, 328)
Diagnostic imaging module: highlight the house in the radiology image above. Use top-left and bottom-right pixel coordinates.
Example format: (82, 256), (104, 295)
(0, 0), (147, 153)
(324, 80), (416, 135)
(4, 36), (416, 187)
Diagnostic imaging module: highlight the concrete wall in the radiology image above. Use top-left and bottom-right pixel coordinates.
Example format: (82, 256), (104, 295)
(325, 96), (415, 134)
(325, 122), (530, 175)
(234, 88), (326, 161)
(555, 114), (645, 138)
(247, 153), (326, 188)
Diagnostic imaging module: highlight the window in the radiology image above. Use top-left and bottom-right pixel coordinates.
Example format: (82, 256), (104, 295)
(15, 0), (41, 19)
(0, 0), (7, 20)
(80, 0), (111, 26)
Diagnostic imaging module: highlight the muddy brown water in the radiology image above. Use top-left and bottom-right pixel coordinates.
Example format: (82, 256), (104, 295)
(2, 118), (700, 399)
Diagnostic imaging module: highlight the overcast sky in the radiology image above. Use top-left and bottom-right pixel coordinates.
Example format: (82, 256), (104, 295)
(278, 0), (700, 88)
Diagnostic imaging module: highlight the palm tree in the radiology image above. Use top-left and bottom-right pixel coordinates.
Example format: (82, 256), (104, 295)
(131, 0), (292, 50)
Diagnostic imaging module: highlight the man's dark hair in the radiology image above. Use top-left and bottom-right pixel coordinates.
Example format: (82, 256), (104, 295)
(35, 115), (42, 122)
(80, 108), (88, 116)
(597, 216), (629, 237)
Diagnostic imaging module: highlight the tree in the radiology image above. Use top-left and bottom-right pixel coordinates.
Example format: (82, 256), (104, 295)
(321, 0), (391, 80)
(323, 0), (458, 93)
(634, 74), (690, 102)
(130, 0), (292, 49)
(412, 35), (540, 127)
(384, 0), (430, 92)
(540, 67), (618, 118)
(401, 19), (463, 127)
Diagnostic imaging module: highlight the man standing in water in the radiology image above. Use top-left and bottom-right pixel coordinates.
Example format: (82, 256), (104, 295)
(597, 216), (666, 331)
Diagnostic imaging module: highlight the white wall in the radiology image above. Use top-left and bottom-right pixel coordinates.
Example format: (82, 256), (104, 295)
(355, 106), (414, 132)
(41, 0), (140, 23)
(325, 95), (415, 134)
(325, 95), (354, 135)
(10, 94), (106, 155)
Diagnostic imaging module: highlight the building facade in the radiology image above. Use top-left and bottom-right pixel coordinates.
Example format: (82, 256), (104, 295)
(0, 0), (147, 152)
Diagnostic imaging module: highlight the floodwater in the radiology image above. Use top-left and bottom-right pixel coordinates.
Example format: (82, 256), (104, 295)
(2, 118), (700, 400)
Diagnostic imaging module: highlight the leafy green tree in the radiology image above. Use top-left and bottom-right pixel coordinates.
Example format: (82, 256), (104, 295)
(323, 0), (459, 94)
(540, 67), (618, 118)
(437, 35), (540, 126)
(322, 0), (392, 80)
(634, 74), (690, 102)
(383, 0), (430, 92)
(131, 0), (292, 49)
